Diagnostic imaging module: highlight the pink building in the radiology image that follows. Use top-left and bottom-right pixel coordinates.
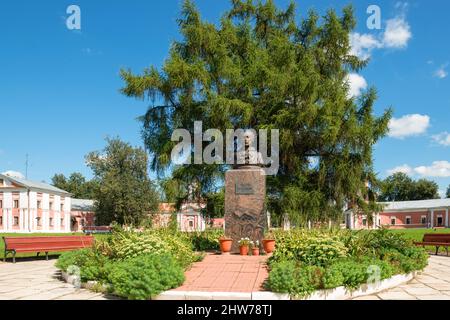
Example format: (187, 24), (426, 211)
(346, 199), (450, 230)
(70, 199), (95, 232)
(0, 174), (72, 233)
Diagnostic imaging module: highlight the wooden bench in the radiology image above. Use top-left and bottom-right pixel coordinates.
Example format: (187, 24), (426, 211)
(2, 236), (94, 263)
(82, 226), (112, 235)
(414, 233), (450, 256)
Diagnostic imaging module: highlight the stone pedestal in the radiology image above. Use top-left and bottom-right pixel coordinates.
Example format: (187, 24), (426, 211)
(224, 166), (267, 253)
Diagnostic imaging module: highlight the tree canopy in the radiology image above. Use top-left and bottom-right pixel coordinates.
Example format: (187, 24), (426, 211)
(378, 172), (440, 202)
(120, 0), (392, 225)
(51, 172), (99, 199)
(85, 138), (159, 226)
(446, 185), (450, 199)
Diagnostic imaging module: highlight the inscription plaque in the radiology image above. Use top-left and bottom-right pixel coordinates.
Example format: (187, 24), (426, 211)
(235, 183), (254, 195)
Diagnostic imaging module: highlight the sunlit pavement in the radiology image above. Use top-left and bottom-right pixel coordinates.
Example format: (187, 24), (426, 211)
(352, 255), (450, 300)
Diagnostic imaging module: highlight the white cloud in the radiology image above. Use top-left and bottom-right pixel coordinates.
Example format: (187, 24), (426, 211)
(349, 8), (412, 59)
(387, 164), (413, 175)
(432, 132), (450, 146)
(349, 33), (381, 60)
(1, 171), (25, 179)
(382, 17), (412, 48)
(388, 114), (430, 139)
(346, 73), (367, 98)
(414, 161), (450, 178)
(434, 66), (448, 79)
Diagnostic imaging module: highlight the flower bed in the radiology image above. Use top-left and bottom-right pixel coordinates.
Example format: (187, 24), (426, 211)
(56, 228), (204, 300)
(265, 228), (428, 299)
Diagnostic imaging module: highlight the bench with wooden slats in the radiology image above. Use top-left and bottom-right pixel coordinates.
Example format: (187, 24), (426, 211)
(2, 236), (94, 263)
(414, 233), (450, 256)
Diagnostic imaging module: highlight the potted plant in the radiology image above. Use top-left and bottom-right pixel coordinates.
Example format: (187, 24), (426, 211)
(262, 232), (276, 254)
(251, 240), (260, 256)
(219, 236), (233, 254)
(238, 237), (251, 256)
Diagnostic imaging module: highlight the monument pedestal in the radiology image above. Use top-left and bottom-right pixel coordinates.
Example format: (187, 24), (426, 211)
(224, 166), (267, 253)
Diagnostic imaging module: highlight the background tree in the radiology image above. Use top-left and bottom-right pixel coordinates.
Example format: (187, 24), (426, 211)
(120, 0), (392, 226)
(86, 138), (159, 226)
(446, 185), (450, 198)
(51, 172), (99, 199)
(378, 172), (440, 201)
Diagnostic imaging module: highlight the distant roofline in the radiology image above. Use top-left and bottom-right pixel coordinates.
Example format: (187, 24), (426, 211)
(379, 198), (450, 212)
(0, 173), (71, 196)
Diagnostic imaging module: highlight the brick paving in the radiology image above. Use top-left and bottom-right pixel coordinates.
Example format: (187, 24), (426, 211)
(172, 253), (269, 293)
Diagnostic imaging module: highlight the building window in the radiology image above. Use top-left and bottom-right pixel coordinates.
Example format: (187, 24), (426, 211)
(362, 217), (367, 226)
(60, 204), (64, 212)
(13, 200), (19, 208)
(437, 216), (443, 226)
(0, 179), (4, 185)
(49, 218), (53, 227)
(49, 202), (53, 210)
(390, 217), (396, 226)
(0, 216), (2, 225)
(13, 216), (19, 226)
(406, 216), (412, 225)
(36, 217), (41, 227)
(421, 216), (427, 224)
(0, 200), (2, 208)
(37, 201), (41, 209)
(189, 220), (194, 227)
(61, 218), (64, 226)
(81, 219), (85, 226)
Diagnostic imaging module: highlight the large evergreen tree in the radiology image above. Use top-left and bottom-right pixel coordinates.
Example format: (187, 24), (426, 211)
(121, 0), (391, 225)
(86, 138), (159, 226)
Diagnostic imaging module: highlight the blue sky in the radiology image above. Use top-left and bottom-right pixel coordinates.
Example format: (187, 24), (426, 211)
(0, 0), (449, 196)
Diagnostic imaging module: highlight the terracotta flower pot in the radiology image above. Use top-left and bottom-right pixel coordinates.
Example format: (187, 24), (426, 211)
(252, 248), (260, 256)
(219, 238), (233, 253)
(239, 245), (249, 256)
(262, 239), (275, 253)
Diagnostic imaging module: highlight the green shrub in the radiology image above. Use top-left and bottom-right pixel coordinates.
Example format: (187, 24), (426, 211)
(56, 249), (110, 282)
(270, 230), (348, 266)
(186, 229), (224, 251)
(107, 254), (185, 300)
(266, 261), (324, 298)
(107, 229), (195, 268)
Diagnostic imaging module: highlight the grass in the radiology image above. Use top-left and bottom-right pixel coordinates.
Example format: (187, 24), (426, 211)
(0, 233), (108, 261)
(388, 228), (450, 255)
(388, 228), (450, 241)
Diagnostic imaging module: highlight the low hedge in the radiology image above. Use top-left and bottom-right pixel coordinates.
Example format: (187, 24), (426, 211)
(266, 228), (429, 298)
(107, 253), (185, 300)
(56, 228), (199, 299)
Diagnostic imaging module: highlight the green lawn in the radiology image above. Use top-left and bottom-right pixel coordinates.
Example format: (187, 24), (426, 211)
(0, 233), (108, 261)
(388, 228), (450, 255)
(388, 228), (450, 241)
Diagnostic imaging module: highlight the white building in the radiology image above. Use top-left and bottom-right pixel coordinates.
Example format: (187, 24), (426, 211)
(0, 174), (72, 233)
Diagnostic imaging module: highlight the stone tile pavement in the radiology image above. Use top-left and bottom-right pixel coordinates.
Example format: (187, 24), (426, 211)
(0, 258), (113, 300)
(352, 255), (450, 300)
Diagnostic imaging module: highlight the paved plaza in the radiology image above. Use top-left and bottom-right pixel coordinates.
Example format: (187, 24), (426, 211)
(0, 258), (112, 300)
(0, 255), (449, 300)
(352, 255), (450, 300)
